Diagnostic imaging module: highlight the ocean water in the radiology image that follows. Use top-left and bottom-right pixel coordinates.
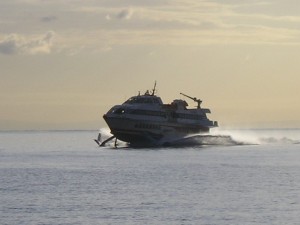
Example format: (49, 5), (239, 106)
(1, 129), (300, 225)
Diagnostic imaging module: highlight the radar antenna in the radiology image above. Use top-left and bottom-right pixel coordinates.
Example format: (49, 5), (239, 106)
(180, 92), (202, 108)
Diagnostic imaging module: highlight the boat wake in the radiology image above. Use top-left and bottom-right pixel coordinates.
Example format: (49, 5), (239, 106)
(209, 129), (300, 146)
(162, 129), (300, 147)
(162, 134), (246, 147)
(96, 128), (244, 148)
(96, 128), (300, 148)
(258, 137), (300, 144)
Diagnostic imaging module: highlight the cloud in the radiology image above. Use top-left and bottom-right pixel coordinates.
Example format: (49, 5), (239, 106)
(116, 8), (134, 20)
(4, 0), (299, 55)
(0, 34), (20, 54)
(0, 31), (55, 55)
(41, 16), (57, 23)
(63, 1), (300, 46)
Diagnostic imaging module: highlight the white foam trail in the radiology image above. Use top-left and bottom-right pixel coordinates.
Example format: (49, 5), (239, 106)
(210, 129), (259, 145)
(98, 127), (111, 137)
(97, 127), (300, 147)
(97, 127), (127, 148)
(210, 128), (300, 145)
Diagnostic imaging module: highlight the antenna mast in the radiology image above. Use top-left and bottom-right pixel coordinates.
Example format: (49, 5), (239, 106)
(151, 81), (157, 96)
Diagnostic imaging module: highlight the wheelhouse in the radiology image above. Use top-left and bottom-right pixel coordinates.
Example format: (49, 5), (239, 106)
(124, 95), (163, 105)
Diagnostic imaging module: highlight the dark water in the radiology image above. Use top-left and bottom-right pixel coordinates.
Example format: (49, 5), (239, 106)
(1, 130), (300, 225)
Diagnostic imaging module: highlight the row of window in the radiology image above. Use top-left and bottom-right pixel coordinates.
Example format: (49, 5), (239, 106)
(175, 113), (206, 120)
(135, 123), (161, 130)
(132, 110), (206, 120)
(131, 109), (166, 117)
(175, 126), (208, 133)
(112, 108), (206, 121)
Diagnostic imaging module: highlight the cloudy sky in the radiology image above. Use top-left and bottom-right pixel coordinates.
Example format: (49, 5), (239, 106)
(1, 0), (300, 130)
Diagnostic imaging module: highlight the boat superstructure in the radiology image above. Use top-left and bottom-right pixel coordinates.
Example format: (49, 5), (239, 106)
(96, 83), (218, 147)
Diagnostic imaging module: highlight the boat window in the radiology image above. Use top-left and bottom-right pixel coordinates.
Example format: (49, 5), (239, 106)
(131, 110), (166, 117)
(136, 98), (145, 103)
(124, 96), (162, 104)
(124, 97), (137, 104)
(153, 98), (160, 104)
(175, 113), (206, 120)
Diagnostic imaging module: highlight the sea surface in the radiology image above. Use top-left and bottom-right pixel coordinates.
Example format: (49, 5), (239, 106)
(1, 129), (300, 225)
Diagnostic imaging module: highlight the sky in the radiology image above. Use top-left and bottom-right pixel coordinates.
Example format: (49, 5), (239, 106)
(1, 0), (300, 130)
